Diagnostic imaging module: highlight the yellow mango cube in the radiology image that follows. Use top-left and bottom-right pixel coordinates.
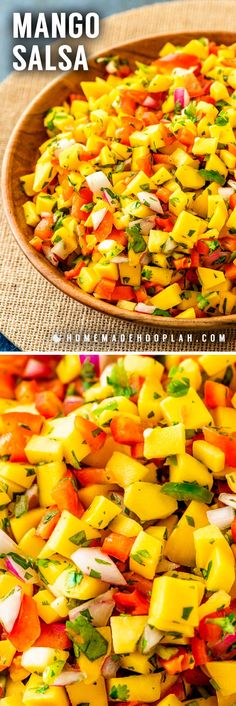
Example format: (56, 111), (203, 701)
(124, 482), (177, 522)
(144, 423), (186, 458)
(25, 436), (63, 464)
(108, 674), (161, 702)
(106, 452), (147, 487)
(130, 530), (162, 579)
(39, 509), (100, 559)
(56, 355), (81, 383)
(23, 674), (69, 705)
(148, 576), (199, 632)
(66, 676), (108, 706)
(193, 440), (225, 474)
(83, 495), (121, 529)
(37, 461), (67, 507)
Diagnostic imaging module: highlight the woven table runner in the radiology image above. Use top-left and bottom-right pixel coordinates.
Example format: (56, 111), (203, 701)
(1, 0), (236, 352)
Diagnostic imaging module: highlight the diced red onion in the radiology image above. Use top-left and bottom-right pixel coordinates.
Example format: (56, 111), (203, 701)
(212, 632), (236, 659)
(219, 493), (236, 509)
(0, 586), (22, 633)
(106, 60), (117, 75)
(5, 556), (36, 584)
(42, 245), (59, 267)
(112, 256), (129, 264)
(102, 655), (120, 678)
(91, 207), (107, 230)
(140, 624), (163, 654)
(69, 589), (115, 626)
(135, 303), (156, 314)
(137, 192), (163, 214)
(207, 506), (235, 529)
(51, 241), (68, 261)
(102, 188), (119, 208)
(218, 187), (234, 201)
(228, 180), (236, 191)
(86, 171), (112, 195)
(71, 548), (127, 586)
(53, 670), (87, 686)
(174, 87), (190, 108)
(140, 253), (150, 265)
(131, 216), (155, 237)
(79, 355), (100, 376)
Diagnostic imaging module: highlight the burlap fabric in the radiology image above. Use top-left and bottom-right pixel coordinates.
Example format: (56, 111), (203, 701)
(1, 0), (236, 352)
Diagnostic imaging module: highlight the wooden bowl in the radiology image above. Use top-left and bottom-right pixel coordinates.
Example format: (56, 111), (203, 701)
(2, 30), (236, 330)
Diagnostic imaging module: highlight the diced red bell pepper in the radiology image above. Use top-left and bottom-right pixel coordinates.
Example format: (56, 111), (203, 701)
(0, 372), (15, 399)
(131, 441), (145, 459)
(51, 471), (84, 518)
(114, 589), (150, 615)
(203, 426), (236, 467)
(65, 261), (86, 280)
(93, 211), (114, 242)
(231, 517), (236, 543)
(177, 127), (195, 147)
(75, 416), (106, 452)
(159, 648), (194, 674)
(36, 505), (61, 539)
(110, 416), (144, 445)
(102, 533), (136, 562)
(204, 380), (232, 408)
(35, 390), (63, 419)
(230, 193), (236, 210)
(0, 426), (32, 463)
(0, 355), (28, 376)
(198, 609), (231, 642)
(190, 636), (208, 666)
(123, 572), (153, 597)
(8, 594), (40, 651)
(34, 621), (72, 649)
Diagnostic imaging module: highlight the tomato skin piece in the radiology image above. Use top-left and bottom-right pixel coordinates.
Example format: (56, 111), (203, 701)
(110, 415), (144, 445)
(34, 621), (72, 650)
(8, 594), (41, 652)
(102, 533), (136, 563)
(204, 380), (232, 408)
(51, 471), (84, 518)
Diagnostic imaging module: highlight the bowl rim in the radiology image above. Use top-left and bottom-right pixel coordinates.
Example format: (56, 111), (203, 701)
(2, 29), (236, 330)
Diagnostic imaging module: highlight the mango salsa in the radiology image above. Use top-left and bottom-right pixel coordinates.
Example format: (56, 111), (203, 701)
(0, 352), (235, 705)
(21, 39), (236, 319)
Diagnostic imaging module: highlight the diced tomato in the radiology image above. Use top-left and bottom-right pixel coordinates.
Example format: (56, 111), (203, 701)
(94, 211), (114, 242)
(221, 237), (236, 253)
(0, 372), (15, 399)
(191, 249), (200, 268)
(135, 154), (153, 177)
(15, 380), (38, 402)
(35, 390), (63, 419)
(153, 154), (170, 164)
(110, 229), (128, 247)
(0, 356), (28, 376)
(65, 261), (86, 280)
(114, 589), (150, 615)
(63, 395), (84, 415)
(155, 216), (173, 232)
(190, 636), (208, 666)
(102, 533), (136, 562)
(34, 621), (71, 650)
(156, 186), (171, 204)
(184, 667), (210, 685)
(51, 471), (84, 518)
(198, 609), (230, 642)
(116, 125), (134, 145)
(94, 278), (116, 301)
(8, 595), (40, 651)
(135, 287), (148, 303)
(110, 415), (144, 445)
(111, 285), (135, 301)
(197, 240), (210, 255)
(75, 467), (110, 486)
(38, 378), (65, 401)
(23, 358), (52, 380)
(177, 127), (195, 146)
(120, 93), (136, 115)
(36, 505), (61, 539)
(35, 216), (53, 241)
(131, 441), (145, 459)
(204, 380), (232, 408)
(0, 412), (43, 434)
(123, 572), (153, 597)
(153, 53), (200, 73)
(75, 416), (106, 452)
(0, 426), (32, 462)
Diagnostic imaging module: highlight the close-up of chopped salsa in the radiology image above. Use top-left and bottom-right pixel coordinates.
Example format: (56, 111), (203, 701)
(21, 38), (236, 319)
(0, 353), (235, 704)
